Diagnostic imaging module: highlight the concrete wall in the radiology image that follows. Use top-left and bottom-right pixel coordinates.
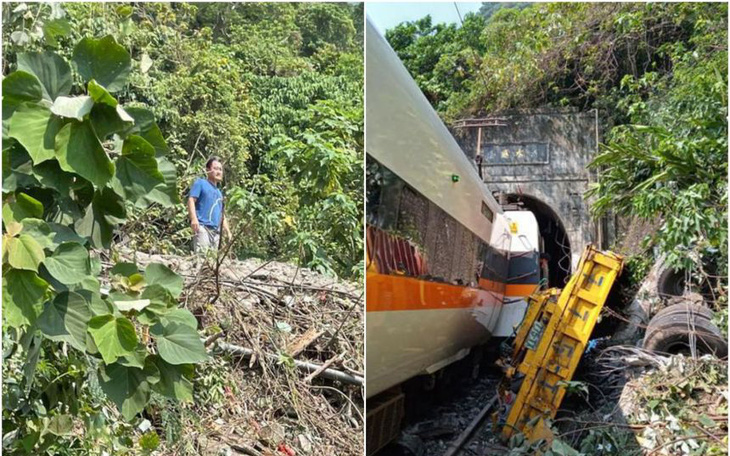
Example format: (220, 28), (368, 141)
(451, 110), (606, 269)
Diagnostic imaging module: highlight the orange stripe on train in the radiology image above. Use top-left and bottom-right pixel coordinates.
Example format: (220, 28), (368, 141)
(505, 283), (539, 297)
(367, 273), (503, 312)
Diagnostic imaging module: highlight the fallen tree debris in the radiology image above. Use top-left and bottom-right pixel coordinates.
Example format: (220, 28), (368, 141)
(287, 328), (326, 358)
(213, 342), (363, 386)
(111, 250), (364, 455)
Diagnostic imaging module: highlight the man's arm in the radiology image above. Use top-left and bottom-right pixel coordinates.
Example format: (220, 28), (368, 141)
(187, 196), (199, 233)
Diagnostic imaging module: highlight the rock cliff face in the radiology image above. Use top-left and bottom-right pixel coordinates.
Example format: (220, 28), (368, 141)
(114, 250), (364, 455)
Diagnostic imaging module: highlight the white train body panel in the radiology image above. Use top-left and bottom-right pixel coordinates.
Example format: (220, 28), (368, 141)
(493, 211), (542, 337)
(365, 20), (501, 244)
(366, 19), (513, 398)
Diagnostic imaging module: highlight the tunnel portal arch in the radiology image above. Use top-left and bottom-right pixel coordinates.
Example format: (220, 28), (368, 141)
(504, 193), (572, 287)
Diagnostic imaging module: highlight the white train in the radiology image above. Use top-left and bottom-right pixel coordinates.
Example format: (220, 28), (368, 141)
(365, 19), (545, 453)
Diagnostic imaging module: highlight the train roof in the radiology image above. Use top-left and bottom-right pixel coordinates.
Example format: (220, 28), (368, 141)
(366, 19), (502, 243)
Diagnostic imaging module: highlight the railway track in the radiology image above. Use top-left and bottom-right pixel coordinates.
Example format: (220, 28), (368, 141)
(375, 370), (505, 456)
(441, 394), (500, 456)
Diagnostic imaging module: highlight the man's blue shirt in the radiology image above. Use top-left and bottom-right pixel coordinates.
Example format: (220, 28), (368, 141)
(190, 178), (222, 228)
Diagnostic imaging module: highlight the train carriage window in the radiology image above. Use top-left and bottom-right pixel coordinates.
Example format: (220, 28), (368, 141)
(481, 202), (494, 223)
(366, 158), (404, 229)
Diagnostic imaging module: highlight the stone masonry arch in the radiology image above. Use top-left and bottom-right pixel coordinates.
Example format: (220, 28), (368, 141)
(451, 109), (615, 271)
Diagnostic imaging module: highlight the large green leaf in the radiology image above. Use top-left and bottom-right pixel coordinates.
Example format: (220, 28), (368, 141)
(47, 222), (88, 247)
(124, 107), (168, 156)
(90, 103), (134, 141)
(3, 192), (44, 224)
(2, 144), (41, 193)
(76, 289), (112, 316)
(37, 291), (91, 351)
(160, 308), (198, 329)
(87, 79), (117, 107)
(151, 321), (208, 365)
(7, 234), (45, 271)
(98, 361), (159, 420)
(74, 187), (126, 248)
(87, 314), (138, 364)
(42, 19), (72, 48)
(54, 121), (114, 188)
(144, 263), (184, 298)
(115, 136), (164, 203)
(150, 356), (193, 402)
(17, 51), (72, 101)
(43, 242), (90, 284)
(8, 103), (64, 164)
(39, 263), (101, 295)
(110, 262), (139, 277)
(31, 159), (77, 196)
(50, 96), (94, 121)
(2, 71), (44, 107)
(137, 284), (176, 325)
(20, 218), (54, 249)
(2, 269), (48, 327)
(72, 36), (131, 93)
(142, 157), (180, 206)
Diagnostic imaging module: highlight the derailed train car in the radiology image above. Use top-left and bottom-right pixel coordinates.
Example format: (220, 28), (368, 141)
(365, 20), (544, 453)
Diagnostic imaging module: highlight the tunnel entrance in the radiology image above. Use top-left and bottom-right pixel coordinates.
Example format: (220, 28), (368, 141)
(502, 193), (572, 287)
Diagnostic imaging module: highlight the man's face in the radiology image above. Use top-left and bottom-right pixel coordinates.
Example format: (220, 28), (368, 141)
(207, 160), (223, 183)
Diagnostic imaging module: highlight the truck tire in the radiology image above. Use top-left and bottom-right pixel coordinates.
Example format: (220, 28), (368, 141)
(643, 303), (727, 358)
(653, 301), (714, 322)
(656, 265), (687, 298)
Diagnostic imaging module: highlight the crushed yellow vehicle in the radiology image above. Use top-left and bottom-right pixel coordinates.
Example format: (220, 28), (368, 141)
(500, 245), (624, 442)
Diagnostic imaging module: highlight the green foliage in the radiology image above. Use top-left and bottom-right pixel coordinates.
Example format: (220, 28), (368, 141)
(587, 15), (728, 272)
(2, 5), (363, 454)
(386, 2), (727, 283)
(1, 33), (205, 454)
(5, 2), (365, 277)
(623, 254), (653, 288)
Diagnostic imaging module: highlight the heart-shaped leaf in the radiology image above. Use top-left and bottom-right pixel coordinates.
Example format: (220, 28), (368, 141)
(151, 321), (208, 365)
(7, 234), (45, 271)
(54, 121), (114, 188)
(17, 51), (72, 101)
(74, 187), (126, 248)
(87, 314), (138, 364)
(43, 241), (90, 284)
(160, 308), (198, 329)
(98, 360), (159, 420)
(72, 36), (131, 93)
(37, 291), (91, 351)
(115, 135), (164, 204)
(2, 269), (48, 327)
(8, 103), (64, 164)
(144, 263), (183, 299)
(150, 355), (193, 402)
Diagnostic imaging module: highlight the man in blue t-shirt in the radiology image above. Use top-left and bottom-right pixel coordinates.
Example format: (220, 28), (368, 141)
(186, 156), (232, 252)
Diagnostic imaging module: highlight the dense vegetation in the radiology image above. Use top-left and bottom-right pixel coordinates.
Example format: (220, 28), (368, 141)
(4, 2), (364, 279)
(386, 2), (727, 283)
(2, 3), (362, 455)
